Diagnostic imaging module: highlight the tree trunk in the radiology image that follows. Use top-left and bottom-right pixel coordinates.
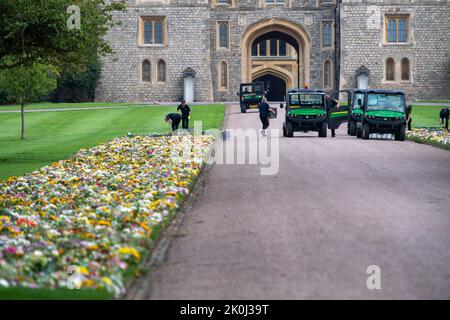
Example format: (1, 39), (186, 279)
(20, 103), (25, 140)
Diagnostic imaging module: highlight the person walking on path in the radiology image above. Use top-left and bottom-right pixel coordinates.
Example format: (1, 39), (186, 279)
(440, 107), (449, 130)
(177, 100), (191, 129)
(165, 113), (182, 132)
(259, 96), (275, 137)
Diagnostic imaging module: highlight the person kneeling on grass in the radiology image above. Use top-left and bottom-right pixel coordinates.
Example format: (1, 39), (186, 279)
(165, 113), (182, 132)
(440, 108), (449, 130)
(259, 96), (276, 137)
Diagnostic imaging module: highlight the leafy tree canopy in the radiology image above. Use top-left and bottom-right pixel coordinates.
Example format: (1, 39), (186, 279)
(0, 64), (58, 105)
(0, 0), (125, 71)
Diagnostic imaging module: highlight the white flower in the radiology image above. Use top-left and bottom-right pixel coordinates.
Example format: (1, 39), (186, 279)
(0, 279), (9, 288)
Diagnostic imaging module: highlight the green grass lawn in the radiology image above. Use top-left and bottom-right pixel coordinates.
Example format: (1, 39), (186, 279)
(416, 99), (450, 104)
(0, 287), (112, 300)
(0, 104), (225, 180)
(0, 102), (145, 111)
(412, 105), (444, 128)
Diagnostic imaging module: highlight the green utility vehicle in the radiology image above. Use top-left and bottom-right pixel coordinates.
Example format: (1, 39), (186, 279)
(358, 89), (407, 141)
(238, 82), (265, 113)
(281, 89), (328, 137)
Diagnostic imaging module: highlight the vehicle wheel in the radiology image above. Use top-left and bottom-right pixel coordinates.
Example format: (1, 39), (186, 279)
(283, 123), (287, 137)
(286, 121), (294, 137)
(395, 125), (406, 141)
(240, 104), (247, 113)
(319, 122), (328, 138)
(356, 129), (362, 139)
(362, 123), (370, 140)
(349, 121), (356, 136)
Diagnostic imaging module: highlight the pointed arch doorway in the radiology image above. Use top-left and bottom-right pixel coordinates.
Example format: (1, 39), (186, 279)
(241, 18), (312, 90)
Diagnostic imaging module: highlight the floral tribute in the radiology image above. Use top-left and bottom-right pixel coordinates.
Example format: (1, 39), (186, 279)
(407, 128), (450, 148)
(0, 135), (214, 296)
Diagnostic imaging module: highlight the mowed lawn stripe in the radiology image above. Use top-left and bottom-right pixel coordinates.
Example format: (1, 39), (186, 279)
(0, 104), (225, 179)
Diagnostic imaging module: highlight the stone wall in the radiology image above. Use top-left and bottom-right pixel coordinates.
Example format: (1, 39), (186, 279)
(96, 1), (214, 103)
(210, 1), (338, 101)
(340, 0), (450, 100)
(96, 0), (450, 103)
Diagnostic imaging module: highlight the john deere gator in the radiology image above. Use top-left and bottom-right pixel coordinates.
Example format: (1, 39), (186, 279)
(238, 82), (265, 113)
(358, 89), (407, 141)
(282, 89), (328, 138)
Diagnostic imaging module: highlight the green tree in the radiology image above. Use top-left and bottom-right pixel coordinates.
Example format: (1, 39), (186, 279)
(52, 52), (102, 102)
(0, 0), (125, 70)
(0, 64), (58, 140)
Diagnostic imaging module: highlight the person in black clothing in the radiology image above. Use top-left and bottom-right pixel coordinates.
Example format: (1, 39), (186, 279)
(165, 113), (182, 131)
(259, 96), (275, 137)
(177, 100), (191, 129)
(406, 105), (413, 131)
(326, 95), (340, 138)
(440, 108), (449, 130)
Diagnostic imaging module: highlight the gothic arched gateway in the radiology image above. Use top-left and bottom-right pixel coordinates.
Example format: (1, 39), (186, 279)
(241, 18), (312, 97)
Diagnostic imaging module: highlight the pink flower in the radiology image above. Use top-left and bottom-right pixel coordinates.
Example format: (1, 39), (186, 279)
(3, 247), (17, 255)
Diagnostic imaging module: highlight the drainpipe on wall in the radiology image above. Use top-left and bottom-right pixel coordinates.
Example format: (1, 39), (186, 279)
(334, 0), (341, 91)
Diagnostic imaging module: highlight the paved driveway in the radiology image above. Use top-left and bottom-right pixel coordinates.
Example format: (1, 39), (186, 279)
(130, 104), (450, 299)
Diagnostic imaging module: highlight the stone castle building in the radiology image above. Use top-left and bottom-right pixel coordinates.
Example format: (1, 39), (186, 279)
(96, 0), (450, 102)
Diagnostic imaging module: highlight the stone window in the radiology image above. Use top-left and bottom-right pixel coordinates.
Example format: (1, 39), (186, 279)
(386, 16), (409, 43)
(212, 0), (235, 7)
(386, 58), (395, 81)
(252, 40), (287, 57)
(219, 61), (228, 90)
(322, 22), (333, 47)
(157, 60), (166, 82)
(401, 58), (411, 81)
(217, 21), (230, 50)
(142, 60), (151, 82)
(279, 40), (287, 56)
(266, 0), (286, 4)
(323, 60), (333, 89)
(140, 17), (165, 46)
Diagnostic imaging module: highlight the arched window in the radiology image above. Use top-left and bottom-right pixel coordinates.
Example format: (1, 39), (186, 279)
(324, 60), (333, 88)
(219, 61), (228, 90)
(401, 58), (410, 81)
(386, 58), (395, 81)
(218, 22), (229, 49)
(142, 60), (151, 82)
(157, 60), (166, 82)
(323, 22), (332, 47)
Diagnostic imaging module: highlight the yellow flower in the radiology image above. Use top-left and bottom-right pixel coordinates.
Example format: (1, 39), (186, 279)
(139, 222), (152, 233)
(118, 247), (141, 260)
(79, 267), (90, 275)
(97, 220), (111, 227)
(101, 277), (113, 286)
